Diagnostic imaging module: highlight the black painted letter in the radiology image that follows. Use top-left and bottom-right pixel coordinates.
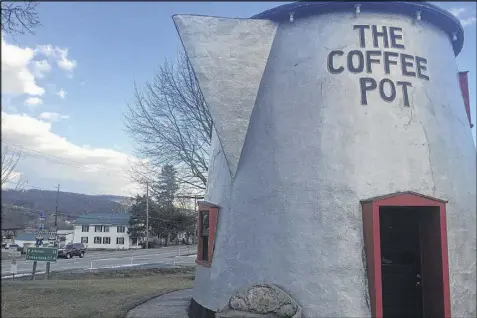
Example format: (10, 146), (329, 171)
(415, 56), (429, 80)
(379, 78), (396, 102)
(383, 51), (399, 74)
(397, 81), (412, 107)
(366, 50), (382, 73)
(327, 50), (344, 74)
(348, 50), (365, 73)
(400, 53), (416, 77)
(372, 25), (389, 48)
(360, 77), (377, 105)
(389, 27), (405, 49)
(353, 25), (370, 48)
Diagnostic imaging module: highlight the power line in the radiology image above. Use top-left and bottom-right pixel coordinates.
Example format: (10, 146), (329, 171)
(5, 142), (131, 179)
(3, 180), (58, 191)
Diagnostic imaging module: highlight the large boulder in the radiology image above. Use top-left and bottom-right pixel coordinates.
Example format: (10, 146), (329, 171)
(216, 283), (302, 318)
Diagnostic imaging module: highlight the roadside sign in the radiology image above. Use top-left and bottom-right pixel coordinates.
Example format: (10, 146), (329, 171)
(11, 259), (17, 274)
(36, 230), (46, 240)
(48, 232), (57, 241)
(26, 247), (58, 262)
(39, 212), (46, 219)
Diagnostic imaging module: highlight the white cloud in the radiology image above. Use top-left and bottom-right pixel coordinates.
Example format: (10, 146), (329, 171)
(461, 16), (477, 27)
(1, 37), (77, 101)
(32, 60), (52, 78)
(449, 7), (477, 27)
(36, 45), (77, 72)
(56, 89), (67, 99)
(39, 112), (70, 122)
(449, 8), (466, 17)
(1, 36), (45, 96)
(24, 97), (43, 106)
(1, 111), (142, 196)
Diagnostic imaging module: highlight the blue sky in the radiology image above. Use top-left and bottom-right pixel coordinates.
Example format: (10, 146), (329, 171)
(1, 2), (476, 196)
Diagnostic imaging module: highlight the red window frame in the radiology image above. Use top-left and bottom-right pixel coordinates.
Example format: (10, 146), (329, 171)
(196, 201), (219, 267)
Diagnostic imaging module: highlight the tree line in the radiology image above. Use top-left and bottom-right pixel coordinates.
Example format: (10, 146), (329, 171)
(127, 165), (196, 246)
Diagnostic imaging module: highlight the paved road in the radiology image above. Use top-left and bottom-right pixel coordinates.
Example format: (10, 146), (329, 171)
(1, 245), (197, 278)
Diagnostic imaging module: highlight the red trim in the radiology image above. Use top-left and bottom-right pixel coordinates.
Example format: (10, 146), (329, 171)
(458, 71), (473, 128)
(195, 259), (211, 268)
(440, 205), (452, 318)
(361, 192), (451, 318)
(196, 204), (218, 267)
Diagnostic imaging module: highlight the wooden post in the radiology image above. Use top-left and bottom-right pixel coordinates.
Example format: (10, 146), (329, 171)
(46, 262), (50, 280)
(31, 261), (37, 280)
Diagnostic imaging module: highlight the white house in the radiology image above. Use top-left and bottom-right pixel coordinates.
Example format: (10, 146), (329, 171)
(72, 213), (140, 250)
(57, 230), (74, 247)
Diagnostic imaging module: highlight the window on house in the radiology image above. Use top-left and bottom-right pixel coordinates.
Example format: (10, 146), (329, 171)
(196, 204), (218, 266)
(81, 237), (88, 243)
(94, 237), (101, 244)
(132, 238), (138, 245)
(95, 226), (102, 232)
(82, 226), (89, 232)
(117, 226), (125, 233)
(200, 211), (210, 262)
(103, 226), (110, 232)
(103, 237), (111, 244)
(116, 237), (124, 245)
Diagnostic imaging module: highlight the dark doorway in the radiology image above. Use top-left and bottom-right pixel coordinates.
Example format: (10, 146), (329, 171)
(361, 192), (451, 318)
(380, 207), (423, 318)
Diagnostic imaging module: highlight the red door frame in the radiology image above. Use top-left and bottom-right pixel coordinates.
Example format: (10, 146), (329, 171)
(360, 191), (451, 318)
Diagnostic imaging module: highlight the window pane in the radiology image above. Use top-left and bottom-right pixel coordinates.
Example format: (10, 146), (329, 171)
(200, 211), (209, 236)
(95, 226), (102, 232)
(202, 236), (209, 262)
(103, 226), (110, 232)
(94, 237), (101, 244)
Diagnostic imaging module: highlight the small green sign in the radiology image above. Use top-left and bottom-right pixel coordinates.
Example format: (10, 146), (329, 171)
(26, 247), (58, 262)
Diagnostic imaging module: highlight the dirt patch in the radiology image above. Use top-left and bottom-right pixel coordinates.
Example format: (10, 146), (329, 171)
(1, 267), (195, 318)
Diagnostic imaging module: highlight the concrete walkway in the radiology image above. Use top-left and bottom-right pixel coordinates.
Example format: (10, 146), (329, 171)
(126, 289), (193, 318)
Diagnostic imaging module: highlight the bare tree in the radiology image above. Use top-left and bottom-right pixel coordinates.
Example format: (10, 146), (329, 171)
(1, 1), (41, 36)
(1, 145), (26, 190)
(124, 51), (212, 192)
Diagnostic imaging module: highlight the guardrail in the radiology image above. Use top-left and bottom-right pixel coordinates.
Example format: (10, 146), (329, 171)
(88, 246), (196, 270)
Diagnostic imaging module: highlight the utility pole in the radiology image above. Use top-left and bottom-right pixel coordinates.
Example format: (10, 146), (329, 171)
(54, 184), (60, 230)
(46, 184), (59, 280)
(146, 182), (149, 250)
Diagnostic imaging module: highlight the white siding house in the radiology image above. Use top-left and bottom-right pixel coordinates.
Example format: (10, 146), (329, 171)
(57, 230), (74, 247)
(72, 213), (139, 250)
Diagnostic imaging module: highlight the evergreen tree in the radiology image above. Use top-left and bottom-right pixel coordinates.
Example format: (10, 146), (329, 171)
(154, 165), (178, 209)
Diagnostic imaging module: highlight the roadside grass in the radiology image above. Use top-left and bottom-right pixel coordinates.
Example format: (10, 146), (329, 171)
(1, 267), (195, 318)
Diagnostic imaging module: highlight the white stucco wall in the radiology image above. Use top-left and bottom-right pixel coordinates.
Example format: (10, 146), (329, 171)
(73, 225), (130, 250)
(177, 9), (476, 318)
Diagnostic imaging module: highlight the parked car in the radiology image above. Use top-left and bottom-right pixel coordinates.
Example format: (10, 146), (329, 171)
(57, 243), (85, 259)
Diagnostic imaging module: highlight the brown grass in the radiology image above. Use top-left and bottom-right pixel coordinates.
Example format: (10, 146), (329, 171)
(1, 267), (195, 318)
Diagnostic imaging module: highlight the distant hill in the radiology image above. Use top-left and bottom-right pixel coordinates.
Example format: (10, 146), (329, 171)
(1, 189), (133, 230)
